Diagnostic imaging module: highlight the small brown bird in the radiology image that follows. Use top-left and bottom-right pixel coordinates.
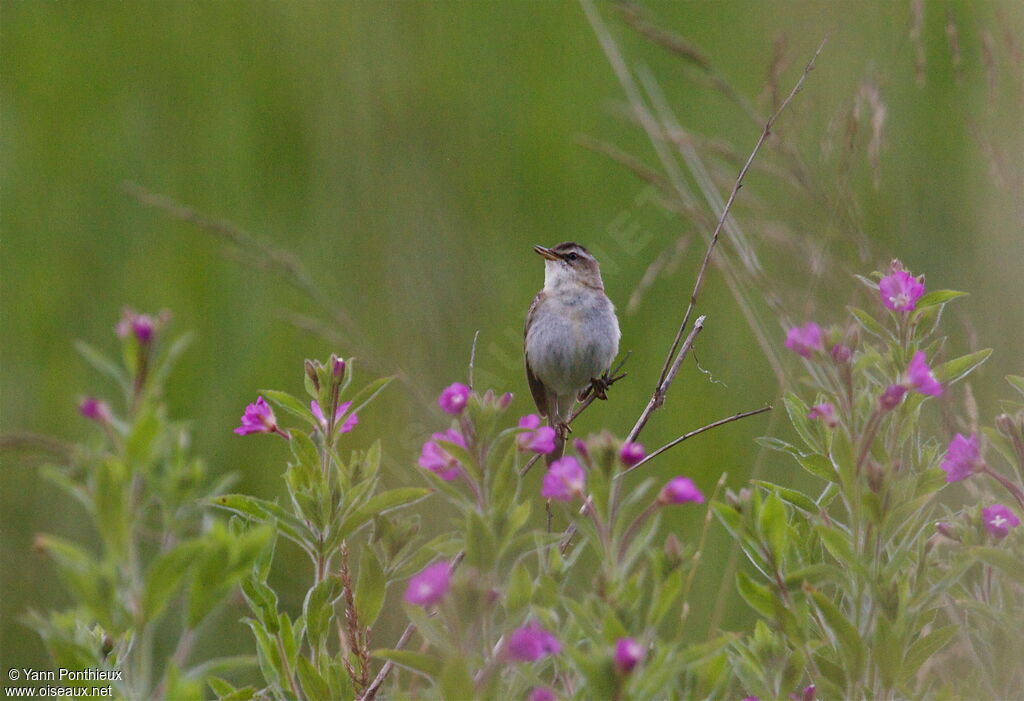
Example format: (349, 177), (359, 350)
(524, 242), (620, 461)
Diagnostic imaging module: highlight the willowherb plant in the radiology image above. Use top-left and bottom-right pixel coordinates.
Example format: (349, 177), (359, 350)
(716, 261), (1023, 700)
(217, 352), (738, 700)
(19, 310), (268, 699)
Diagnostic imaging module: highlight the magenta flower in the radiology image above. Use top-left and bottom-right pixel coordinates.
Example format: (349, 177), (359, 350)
(879, 269), (925, 312)
(528, 687), (556, 701)
(417, 429), (467, 481)
(619, 442), (646, 467)
(541, 456), (585, 501)
(658, 476), (705, 505)
(438, 382), (471, 415)
(807, 403), (838, 428)
(982, 504), (1020, 539)
(116, 308), (156, 345)
(403, 561), (451, 607)
(940, 433), (981, 482)
(614, 637), (644, 673)
(234, 397), (279, 436)
(785, 322), (824, 358)
(905, 351), (942, 396)
(78, 397), (112, 424)
(800, 685), (817, 701)
(310, 400), (358, 434)
(517, 414), (557, 454)
(331, 355), (346, 378)
(507, 622), (560, 662)
(879, 383), (908, 411)
(499, 392), (514, 409)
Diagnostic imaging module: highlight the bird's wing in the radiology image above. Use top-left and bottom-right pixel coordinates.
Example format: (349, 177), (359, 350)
(524, 292), (549, 417)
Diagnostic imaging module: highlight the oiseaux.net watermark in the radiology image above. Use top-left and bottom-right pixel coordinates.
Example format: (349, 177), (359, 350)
(5, 668), (117, 697)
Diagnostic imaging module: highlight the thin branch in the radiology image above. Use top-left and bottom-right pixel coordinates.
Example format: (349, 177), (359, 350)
(626, 315), (704, 443)
(468, 330), (481, 390)
(621, 405), (773, 476)
(650, 36), (827, 396)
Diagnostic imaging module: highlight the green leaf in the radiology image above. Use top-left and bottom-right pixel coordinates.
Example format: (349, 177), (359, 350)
(736, 571), (776, 619)
(798, 454), (835, 482)
(916, 289), (967, 308)
(783, 392), (818, 452)
(74, 340), (129, 391)
(758, 492), (788, 558)
(933, 348), (992, 385)
(755, 436), (803, 458)
(439, 657), (474, 700)
(296, 656), (331, 701)
(261, 389), (312, 423)
(303, 575), (343, 650)
(347, 376), (395, 416)
(355, 548), (387, 628)
(810, 589), (865, 680)
(289, 430), (320, 470)
(505, 562), (532, 614)
(752, 481), (818, 515)
(815, 524), (856, 568)
(339, 488), (431, 542)
(901, 625), (958, 682)
(142, 542), (200, 622)
(208, 494), (309, 547)
(971, 546), (1024, 584)
(1007, 375), (1024, 398)
(371, 649), (442, 678)
(847, 306), (888, 339)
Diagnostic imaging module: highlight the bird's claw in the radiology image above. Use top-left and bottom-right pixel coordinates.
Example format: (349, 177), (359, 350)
(555, 422), (573, 439)
(581, 371), (623, 402)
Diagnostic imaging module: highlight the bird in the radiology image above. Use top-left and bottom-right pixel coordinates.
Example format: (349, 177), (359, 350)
(524, 242), (620, 462)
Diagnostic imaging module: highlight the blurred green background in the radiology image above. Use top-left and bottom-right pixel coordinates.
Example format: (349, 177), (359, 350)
(3, 0), (1022, 680)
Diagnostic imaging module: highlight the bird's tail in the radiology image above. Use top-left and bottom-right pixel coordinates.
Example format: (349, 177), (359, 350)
(545, 395), (569, 466)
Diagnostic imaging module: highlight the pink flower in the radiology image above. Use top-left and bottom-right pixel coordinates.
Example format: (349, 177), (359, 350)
(619, 442), (646, 467)
(659, 476), (705, 505)
(541, 456), (585, 501)
(905, 351), (942, 396)
(507, 622), (560, 662)
(417, 429), (467, 481)
(403, 562), (451, 606)
(982, 504), (1020, 539)
(310, 400), (358, 434)
(807, 403), (838, 428)
(116, 308), (156, 345)
(614, 637), (644, 673)
(528, 688), (556, 701)
(878, 384), (907, 410)
(517, 414), (557, 454)
(879, 269), (925, 312)
(234, 396), (279, 435)
(78, 397), (112, 424)
(940, 433), (981, 482)
(438, 382), (471, 415)
(785, 322), (824, 358)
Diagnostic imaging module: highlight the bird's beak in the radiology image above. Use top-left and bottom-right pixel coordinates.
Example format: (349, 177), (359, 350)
(534, 245), (561, 261)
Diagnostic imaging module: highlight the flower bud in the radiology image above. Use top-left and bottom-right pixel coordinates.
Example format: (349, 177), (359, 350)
(331, 354), (346, 379)
(878, 384), (907, 411)
(614, 637), (644, 673)
(830, 344), (852, 363)
(304, 360), (320, 392)
(499, 392), (514, 409)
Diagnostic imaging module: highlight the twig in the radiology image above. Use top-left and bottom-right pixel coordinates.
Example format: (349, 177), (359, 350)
(468, 330), (481, 390)
(620, 405), (773, 476)
(626, 315), (704, 443)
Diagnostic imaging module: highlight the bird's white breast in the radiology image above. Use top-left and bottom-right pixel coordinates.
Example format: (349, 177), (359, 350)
(526, 287), (620, 396)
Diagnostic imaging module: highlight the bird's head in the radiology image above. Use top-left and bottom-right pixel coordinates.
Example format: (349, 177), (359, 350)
(534, 242), (604, 291)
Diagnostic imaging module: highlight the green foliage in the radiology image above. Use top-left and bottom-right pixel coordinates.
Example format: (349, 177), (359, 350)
(23, 320), (260, 699)
(720, 275), (1024, 699)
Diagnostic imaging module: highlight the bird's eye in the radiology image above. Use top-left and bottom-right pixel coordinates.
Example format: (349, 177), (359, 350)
(566, 252), (579, 261)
